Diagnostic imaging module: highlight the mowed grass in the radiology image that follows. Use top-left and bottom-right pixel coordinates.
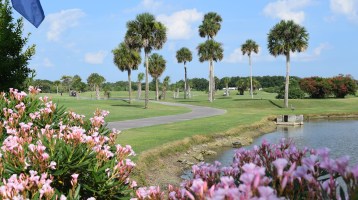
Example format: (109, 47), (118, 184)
(41, 91), (191, 122)
(117, 90), (358, 154)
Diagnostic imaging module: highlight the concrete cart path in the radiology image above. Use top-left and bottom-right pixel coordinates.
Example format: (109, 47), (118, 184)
(107, 101), (226, 131)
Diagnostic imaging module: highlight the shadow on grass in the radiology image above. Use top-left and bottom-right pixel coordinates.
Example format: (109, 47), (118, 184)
(111, 103), (143, 108)
(268, 100), (284, 108)
(233, 98), (264, 101)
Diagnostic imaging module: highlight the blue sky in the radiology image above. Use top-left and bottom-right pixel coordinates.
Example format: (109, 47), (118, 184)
(17, 0), (358, 83)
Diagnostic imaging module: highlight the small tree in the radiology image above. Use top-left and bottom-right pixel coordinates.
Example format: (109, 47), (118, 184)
(137, 73), (145, 100)
(60, 75), (73, 95)
(148, 54), (166, 101)
(176, 47), (192, 99)
(54, 80), (61, 94)
(241, 39), (259, 99)
(222, 77), (231, 96)
(112, 42), (141, 104)
(161, 76), (170, 100)
(0, 0), (36, 92)
(87, 73), (106, 100)
(237, 78), (249, 95)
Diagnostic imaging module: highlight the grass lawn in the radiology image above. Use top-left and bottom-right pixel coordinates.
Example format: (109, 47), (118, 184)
(116, 90), (358, 154)
(41, 92), (191, 122)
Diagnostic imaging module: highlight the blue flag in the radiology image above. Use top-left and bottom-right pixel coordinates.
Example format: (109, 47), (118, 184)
(11, 0), (45, 28)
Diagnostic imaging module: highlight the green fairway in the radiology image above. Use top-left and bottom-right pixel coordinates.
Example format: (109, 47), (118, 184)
(41, 92), (191, 122)
(116, 90), (358, 154)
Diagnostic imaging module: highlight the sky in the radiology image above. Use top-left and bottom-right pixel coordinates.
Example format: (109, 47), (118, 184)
(14, 0), (358, 83)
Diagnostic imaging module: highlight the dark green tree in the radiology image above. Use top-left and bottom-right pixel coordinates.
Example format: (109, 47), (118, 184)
(0, 0), (36, 91)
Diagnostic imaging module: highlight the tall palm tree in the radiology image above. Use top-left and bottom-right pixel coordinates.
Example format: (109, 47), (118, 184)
(137, 72), (144, 100)
(112, 42), (141, 104)
(268, 20), (309, 108)
(161, 76), (170, 100)
(87, 73), (106, 100)
(176, 47), (192, 99)
(148, 53), (166, 101)
(241, 39), (259, 99)
(197, 40), (224, 102)
(223, 77), (231, 96)
(198, 12), (223, 102)
(53, 80), (61, 95)
(125, 13), (167, 108)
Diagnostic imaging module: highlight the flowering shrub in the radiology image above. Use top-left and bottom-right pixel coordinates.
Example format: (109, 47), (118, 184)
(0, 87), (136, 199)
(136, 139), (358, 200)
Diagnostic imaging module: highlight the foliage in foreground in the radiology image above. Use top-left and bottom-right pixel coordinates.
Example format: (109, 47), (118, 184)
(0, 87), (136, 199)
(136, 139), (358, 200)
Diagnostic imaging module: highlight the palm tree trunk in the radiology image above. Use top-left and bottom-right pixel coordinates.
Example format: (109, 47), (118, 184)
(176, 88), (179, 98)
(226, 83), (229, 96)
(208, 61), (212, 102)
(137, 82), (141, 100)
(285, 53), (290, 108)
(128, 69), (132, 104)
(184, 64), (187, 99)
(249, 55), (253, 99)
(155, 78), (159, 101)
(56, 86), (58, 95)
(145, 53), (149, 108)
(211, 61), (215, 101)
(96, 85), (100, 100)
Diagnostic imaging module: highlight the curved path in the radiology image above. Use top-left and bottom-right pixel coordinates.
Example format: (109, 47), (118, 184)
(107, 101), (226, 131)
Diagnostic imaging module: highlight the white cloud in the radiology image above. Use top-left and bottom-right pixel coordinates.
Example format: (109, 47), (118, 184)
(225, 48), (244, 63)
(292, 43), (331, 61)
(157, 9), (203, 40)
(43, 58), (54, 68)
(46, 9), (85, 42)
(225, 47), (262, 64)
(263, 0), (313, 24)
(84, 51), (107, 65)
(330, 0), (358, 21)
(126, 0), (166, 13)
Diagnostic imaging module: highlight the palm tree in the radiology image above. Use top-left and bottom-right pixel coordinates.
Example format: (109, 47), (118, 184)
(199, 12), (223, 40)
(241, 39), (259, 99)
(87, 73), (106, 100)
(237, 78), (249, 95)
(137, 72), (144, 100)
(197, 40), (224, 102)
(268, 20), (309, 108)
(176, 47), (192, 99)
(148, 53), (166, 101)
(198, 12), (223, 102)
(161, 76), (170, 100)
(223, 77), (231, 96)
(53, 80), (61, 95)
(125, 13), (167, 108)
(112, 42), (141, 104)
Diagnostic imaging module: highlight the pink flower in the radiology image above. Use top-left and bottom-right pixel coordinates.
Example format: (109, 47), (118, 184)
(71, 173), (79, 186)
(48, 161), (56, 170)
(273, 158), (288, 177)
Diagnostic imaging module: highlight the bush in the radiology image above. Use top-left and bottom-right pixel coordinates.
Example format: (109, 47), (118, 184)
(135, 140), (358, 199)
(299, 77), (332, 98)
(262, 86), (280, 94)
(330, 75), (357, 98)
(0, 87), (136, 199)
(276, 79), (305, 99)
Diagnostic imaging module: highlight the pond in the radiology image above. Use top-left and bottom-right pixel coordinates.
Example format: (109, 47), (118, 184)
(208, 118), (358, 166)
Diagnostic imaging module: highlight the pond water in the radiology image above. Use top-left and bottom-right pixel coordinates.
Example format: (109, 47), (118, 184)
(208, 118), (358, 166)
